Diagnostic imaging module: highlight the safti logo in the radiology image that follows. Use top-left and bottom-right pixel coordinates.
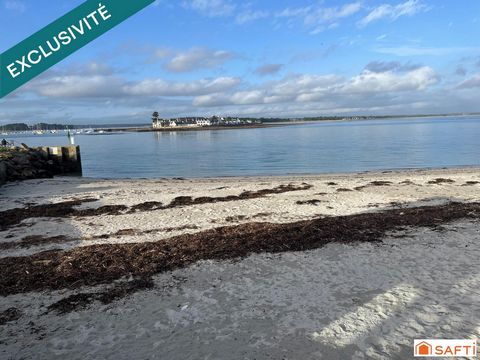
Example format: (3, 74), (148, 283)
(414, 339), (478, 357)
(415, 341), (433, 356)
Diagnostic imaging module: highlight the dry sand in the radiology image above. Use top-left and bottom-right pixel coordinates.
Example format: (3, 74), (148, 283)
(0, 168), (479, 359)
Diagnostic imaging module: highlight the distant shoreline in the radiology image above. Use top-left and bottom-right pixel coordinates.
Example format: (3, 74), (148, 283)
(100, 123), (280, 133)
(97, 114), (480, 133)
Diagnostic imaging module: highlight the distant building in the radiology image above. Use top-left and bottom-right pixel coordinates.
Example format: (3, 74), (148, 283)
(196, 118), (211, 126)
(152, 113), (259, 129)
(152, 118), (170, 129)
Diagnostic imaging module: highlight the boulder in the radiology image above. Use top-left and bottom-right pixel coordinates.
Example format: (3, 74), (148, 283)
(0, 161), (6, 185)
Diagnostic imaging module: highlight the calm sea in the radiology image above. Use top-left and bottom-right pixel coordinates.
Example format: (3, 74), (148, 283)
(4, 116), (480, 179)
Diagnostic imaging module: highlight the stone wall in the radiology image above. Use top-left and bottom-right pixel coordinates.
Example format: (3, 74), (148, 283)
(0, 145), (82, 186)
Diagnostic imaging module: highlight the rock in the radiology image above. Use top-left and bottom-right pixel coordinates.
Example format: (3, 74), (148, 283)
(0, 161), (6, 185)
(21, 169), (35, 178)
(0, 146), (81, 186)
(13, 154), (31, 166)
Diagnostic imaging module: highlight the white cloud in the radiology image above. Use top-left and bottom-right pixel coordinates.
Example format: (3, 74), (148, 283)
(28, 73), (241, 98)
(66, 62), (115, 76)
(192, 67), (438, 107)
(312, 2), (362, 23)
(30, 75), (125, 98)
(236, 9), (269, 24)
(358, 4), (392, 27)
(358, 0), (429, 27)
(273, 74), (342, 96)
(182, 0), (235, 17)
(341, 66), (438, 93)
(164, 47), (236, 72)
(3, 0), (26, 12)
(276, 2), (362, 33)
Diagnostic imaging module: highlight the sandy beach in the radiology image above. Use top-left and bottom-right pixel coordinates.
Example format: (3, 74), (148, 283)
(1, 168), (480, 359)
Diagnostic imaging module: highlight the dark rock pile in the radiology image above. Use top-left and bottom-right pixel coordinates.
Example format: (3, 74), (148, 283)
(0, 146), (60, 185)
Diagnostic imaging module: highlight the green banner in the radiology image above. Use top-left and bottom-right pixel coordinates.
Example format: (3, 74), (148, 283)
(0, 0), (154, 98)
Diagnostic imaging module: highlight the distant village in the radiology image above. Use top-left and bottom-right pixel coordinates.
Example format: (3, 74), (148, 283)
(151, 112), (261, 129)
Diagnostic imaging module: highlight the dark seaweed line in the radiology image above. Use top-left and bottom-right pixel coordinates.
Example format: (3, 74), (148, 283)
(0, 225), (201, 251)
(0, 201), (479, 297)
(0, 184), (312, 230)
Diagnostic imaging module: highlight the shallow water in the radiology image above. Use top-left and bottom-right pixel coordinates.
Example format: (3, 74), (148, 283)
(4, 116), (480, 178)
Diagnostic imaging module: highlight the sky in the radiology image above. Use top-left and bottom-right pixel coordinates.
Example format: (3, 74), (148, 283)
(0, 0), (480, 124)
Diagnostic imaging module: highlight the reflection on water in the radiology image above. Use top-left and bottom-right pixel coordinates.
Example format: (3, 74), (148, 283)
(5, 116), (480, 178)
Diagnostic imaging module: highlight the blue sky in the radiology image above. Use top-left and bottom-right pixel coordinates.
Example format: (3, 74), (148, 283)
(1, 0), (480, 124)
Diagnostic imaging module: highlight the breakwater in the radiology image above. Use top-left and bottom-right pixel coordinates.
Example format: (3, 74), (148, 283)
(0, 145), (82, 185)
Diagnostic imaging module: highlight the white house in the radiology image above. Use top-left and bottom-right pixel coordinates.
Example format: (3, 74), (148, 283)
(196, 119), (212, 126)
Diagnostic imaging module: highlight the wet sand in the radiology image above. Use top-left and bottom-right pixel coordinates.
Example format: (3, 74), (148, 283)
(0, 168), (479, 359)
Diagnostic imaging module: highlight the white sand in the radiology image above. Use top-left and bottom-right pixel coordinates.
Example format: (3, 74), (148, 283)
(0, 168), (480, 359)
(0, 167), (479, 258)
